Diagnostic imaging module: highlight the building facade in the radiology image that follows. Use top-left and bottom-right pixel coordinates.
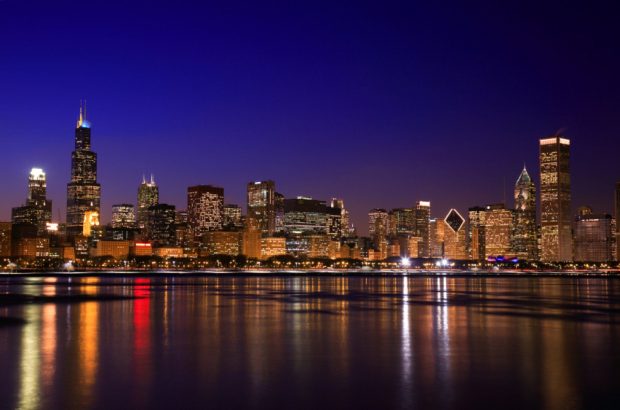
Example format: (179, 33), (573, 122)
(513, 166), (538, 260)
(111, 204), (136, 229)
(413, 201), (431, 258)
(137, 175), (159, 230)
(146, 204), (177, 247)
(573, 207), (614, 262)
(539, 136), (572, 261)
(66, 102), (101, 239)
(247, 180), (276, 236)
(187, 185), (224, 242)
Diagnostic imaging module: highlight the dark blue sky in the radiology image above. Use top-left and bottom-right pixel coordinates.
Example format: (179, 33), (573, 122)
(1, 0), (619, 233)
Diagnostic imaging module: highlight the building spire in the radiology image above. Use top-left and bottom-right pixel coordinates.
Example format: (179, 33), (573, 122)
(150, 174), (155, 185)
(142, 174), (146, 184)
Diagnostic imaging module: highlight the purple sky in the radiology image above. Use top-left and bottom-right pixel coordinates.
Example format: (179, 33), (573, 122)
(1, 1), (619, 234)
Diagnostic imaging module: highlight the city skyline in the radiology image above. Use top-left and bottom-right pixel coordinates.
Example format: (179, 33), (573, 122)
(0, 105), (617, 238)
(1, 2), (620, 233)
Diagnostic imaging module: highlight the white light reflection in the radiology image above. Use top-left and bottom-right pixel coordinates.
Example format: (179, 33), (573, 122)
(18, 305), (41, 410)
(401, 276), (412, 407)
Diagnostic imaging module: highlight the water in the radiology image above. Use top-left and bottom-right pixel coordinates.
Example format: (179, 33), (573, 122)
(0, 274), (619, 410)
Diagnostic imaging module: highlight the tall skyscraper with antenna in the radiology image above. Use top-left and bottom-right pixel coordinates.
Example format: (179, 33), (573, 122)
(512, 165), (537, 260)
(137, 174), (159, 230)
(66, 101), (101, 238)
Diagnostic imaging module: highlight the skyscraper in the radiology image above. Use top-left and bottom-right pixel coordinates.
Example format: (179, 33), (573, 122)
(513, 166), (538, 260)
(66, 102), (101, 238)
(145, 204), (177, 247)
(616, 182), (620, 261)
(413, 201), (431, 258)
(111, 204), (136, 229)
(443, 208), (467, 260)
(137, 175), (159, 230)
(368, 208), (389, 247)
(223, 204), (243, 229)
(187, 185), (224, 242)
(467, 206), (486, 261)
(11, 168), (52, 235)
(573, 207), (614, 262)
(483, 204), (513, 259)
(330, 198), (350, 237)
(539, 136), (572, 262)
(247, 180), (276, 235)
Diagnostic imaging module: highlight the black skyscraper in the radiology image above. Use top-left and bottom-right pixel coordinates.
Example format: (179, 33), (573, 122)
(66, 102), (101, 238)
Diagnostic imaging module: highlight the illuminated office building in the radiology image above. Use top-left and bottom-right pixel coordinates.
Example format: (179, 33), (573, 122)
(539, 136), (572, 261)
(483, 204), (514, 259)
(616, 182), (620, 260)
(0, 222), (11, 257)
(247, 180), (276, 235)
(261, 236), (287, 259)
(513, 166), (538, 260)
(330, 198), (350, 237)
(111, 204), (136, 229)
(573, 207), (614, 262)
(368, 208), (389, 247)
(223, 204), (243, 229)
(443, 209), (467, 260)
(429, 218), (444, 258)
(11, 168), (52, 235)
(204, 231), (241, 256)
(283, 197), (330, 235)
(137, 175), (159, 230)
(467, 206), (486, 261)
(413, 201), (431, 258)
(66, 102), (101, 238)
(389, 208), (414, 236)
(146, 204), (177, 247)
(187, 185), (224, 242)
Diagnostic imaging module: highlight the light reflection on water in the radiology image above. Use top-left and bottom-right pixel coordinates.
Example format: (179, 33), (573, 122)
(0, 275), (619, 409)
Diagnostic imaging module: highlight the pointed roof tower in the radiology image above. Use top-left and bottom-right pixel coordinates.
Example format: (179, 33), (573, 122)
(76, 100), (91, 129)
(516, 164), (532, 186)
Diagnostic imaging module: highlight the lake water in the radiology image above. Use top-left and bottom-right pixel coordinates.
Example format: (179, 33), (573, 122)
(1, 274), (619, 410)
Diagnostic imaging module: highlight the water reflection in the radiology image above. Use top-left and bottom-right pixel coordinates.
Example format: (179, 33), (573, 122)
(0, 275), (619, 409)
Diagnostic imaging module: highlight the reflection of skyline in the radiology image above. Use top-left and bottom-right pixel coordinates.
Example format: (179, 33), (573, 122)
(1, 276), (619, 409)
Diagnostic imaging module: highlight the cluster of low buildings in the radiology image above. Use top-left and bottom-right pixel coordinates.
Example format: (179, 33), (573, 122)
(0, 106), (618, 268)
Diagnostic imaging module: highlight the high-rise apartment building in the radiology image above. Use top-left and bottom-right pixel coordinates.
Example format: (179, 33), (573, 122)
(66, 102), (101, 239)
(137, 175), (159, 230)
(513, 166), (538, 260)
(187, 185), (224, 242)
(539, 136), (572, 262)
(247, 180), (276, 235)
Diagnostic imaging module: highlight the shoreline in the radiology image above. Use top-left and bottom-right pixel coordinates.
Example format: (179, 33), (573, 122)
(1, 269), (620, 279)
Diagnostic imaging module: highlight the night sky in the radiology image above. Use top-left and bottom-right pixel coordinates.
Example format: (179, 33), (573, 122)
(1, 1), (619, 234)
